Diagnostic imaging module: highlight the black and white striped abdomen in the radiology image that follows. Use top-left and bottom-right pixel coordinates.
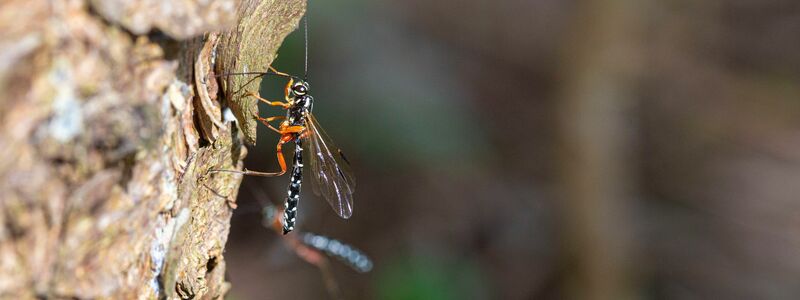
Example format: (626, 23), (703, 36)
(301, 232), (373, 273)
(282, 138), (303, 234)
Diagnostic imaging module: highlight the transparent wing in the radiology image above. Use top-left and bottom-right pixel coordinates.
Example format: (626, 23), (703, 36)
(303, 114), (356, 219)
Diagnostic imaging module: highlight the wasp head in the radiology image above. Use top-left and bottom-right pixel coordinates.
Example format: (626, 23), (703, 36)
(290, 80), (313, 113)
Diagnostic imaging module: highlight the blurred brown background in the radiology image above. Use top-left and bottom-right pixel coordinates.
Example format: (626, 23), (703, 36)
(225, 0), (800, 299)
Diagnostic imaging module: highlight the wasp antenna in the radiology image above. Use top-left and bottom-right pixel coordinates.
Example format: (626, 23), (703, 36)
(303, 14), (309, 81)
(214, 71), (303, 82)
(214, 71), (265, 79)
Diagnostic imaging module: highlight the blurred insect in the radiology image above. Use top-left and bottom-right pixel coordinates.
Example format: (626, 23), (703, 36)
(212, 16), (356, 234)
(255, 191), (372, 300)
(262, 205), (373, 274)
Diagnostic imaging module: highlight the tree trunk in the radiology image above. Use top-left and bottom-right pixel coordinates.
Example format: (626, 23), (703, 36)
(0, 0), (304, 298)
(555, 0), (645, 299)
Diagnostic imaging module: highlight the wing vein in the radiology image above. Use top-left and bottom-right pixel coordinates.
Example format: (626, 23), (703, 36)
(303, 115), (355, 219)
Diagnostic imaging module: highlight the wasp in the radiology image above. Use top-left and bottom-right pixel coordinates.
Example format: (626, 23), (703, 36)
(213, 17), (355, 234)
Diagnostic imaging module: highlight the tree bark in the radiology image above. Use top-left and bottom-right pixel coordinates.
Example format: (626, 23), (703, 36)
(0, 0), (304, 298)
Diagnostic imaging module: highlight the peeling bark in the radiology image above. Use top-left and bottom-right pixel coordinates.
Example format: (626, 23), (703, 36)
(0, 0), (305, 298)
(218, 0), (306, 144)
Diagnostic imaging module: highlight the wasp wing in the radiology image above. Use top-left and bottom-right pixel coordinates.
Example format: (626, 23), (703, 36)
(303, 114), (356, 219)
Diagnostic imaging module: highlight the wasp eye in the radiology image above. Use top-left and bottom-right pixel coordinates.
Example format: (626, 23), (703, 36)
(293, 81), (310, 96)
(292, 83), (306, 94)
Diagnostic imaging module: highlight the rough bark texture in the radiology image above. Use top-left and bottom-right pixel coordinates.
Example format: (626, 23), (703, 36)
(217, 0), (306, 144)
(0, 0), (305, 298)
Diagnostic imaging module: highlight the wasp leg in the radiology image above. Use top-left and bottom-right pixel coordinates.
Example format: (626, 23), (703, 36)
(256, 115), (285, 133)
(269, 66), (292, 78)
(208, 125), (304, 177)
(245, 90), (291, 109)
(283, 79), (295, 102)
(210, 134), (291, 177)
(281, 125), (306, 135)
(198, 176), (228, 197)
(267, 67), (297, 102)
(266, 67), (296, 101)
(196, 175), (239, 208)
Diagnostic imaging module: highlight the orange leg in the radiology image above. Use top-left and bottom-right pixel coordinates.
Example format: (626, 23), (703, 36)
(253, 66), (298, 105)
(282, 125), (306, 135)
(269, 66), (292, 78)
(209, 134), (292, 177)
(255, 115), (284, 133)
(240, 126), (306, 176)
(245, 90), (290, 109)
(284, 80), (294, 102)
(266, 66), (296, 100)
(207, 120), (306, 178)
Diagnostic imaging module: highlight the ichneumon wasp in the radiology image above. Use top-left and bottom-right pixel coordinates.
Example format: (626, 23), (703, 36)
(212, 16), (356, 234)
